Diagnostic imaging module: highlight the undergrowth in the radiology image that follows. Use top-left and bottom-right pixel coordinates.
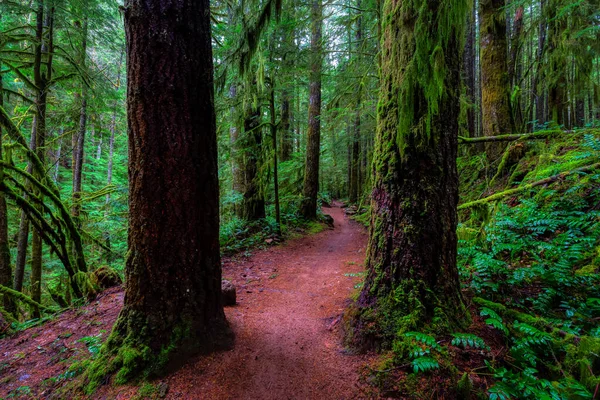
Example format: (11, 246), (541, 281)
(365, 133), (600, 398)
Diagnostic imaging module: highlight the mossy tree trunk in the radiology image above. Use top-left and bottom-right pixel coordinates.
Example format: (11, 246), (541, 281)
(240, 104), (266, 221)
(346, 0), (469, 351)
(30, 1), (54, 317)
(463, 4), (476, 138)
(299, 0), (322, 219)
(547, 3), (567, 127)
(87, 0), (232, 387)
(480, 0), (513, 158)
(349, 3), (362, 204)
(0, 64), (13, 314)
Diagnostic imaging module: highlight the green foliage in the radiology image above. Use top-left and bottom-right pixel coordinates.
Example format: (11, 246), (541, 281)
(457, 134), (600, 397)
(451, 333), (490, 350)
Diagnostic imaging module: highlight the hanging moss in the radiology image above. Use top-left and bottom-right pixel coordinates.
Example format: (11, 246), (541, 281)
(379, 0), (470, 157)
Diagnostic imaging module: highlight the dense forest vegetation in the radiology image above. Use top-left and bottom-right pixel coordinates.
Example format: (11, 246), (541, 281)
(0, 0), (599, 398)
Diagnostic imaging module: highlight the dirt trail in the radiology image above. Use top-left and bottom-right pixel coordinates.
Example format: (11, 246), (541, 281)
(166, 203), (373, 399)
(0, 204), (374, 399)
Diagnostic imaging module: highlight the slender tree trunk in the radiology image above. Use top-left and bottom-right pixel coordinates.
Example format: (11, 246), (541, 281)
(240, 103), (265, 221)
(270, 84), (281, 233)
(464, 3), (476, 138)
(349, 2), (362, 204)
(548, 4), (566, 127)
(30, 0), (54, 316)
(346, 0), (468, 349)
(280, 91), (292, 162)
(300, 0), (323, 219)
(13, 211), (29, 293)
(72, 18), (88, 222)
(229, 84), (244, 204)
(0, 63), (13, 314)
(480, 0), (512, 158)
(88, 0), (232, 386)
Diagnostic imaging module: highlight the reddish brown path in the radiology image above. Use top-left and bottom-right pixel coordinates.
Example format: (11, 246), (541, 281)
(0, 204), (374, 399)
(165, 203), (374, 399)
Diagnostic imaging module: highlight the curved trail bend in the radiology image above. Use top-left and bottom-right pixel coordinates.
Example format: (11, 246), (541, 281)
(166, 203), (373, 399)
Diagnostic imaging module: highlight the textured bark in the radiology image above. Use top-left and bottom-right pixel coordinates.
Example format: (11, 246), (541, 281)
(0, 64), (13, 313)
(300, 0), (322, 219)
(72, 18), (88, 221)
(347, 0), (468, 350)
(463, 4), (476, 138)
(548, 4), (566, 127)
(229, 84), (244, 201)
(480, 0), (512, 157)
(349, 4), (362, 204)
(270, 85), (281, 233)
(280, 90), (292, 162)
(88, 0), (232, 384)
(13, 211), (29, 293)
(30, 1), (54, 315)
(240, 105), (265, 221)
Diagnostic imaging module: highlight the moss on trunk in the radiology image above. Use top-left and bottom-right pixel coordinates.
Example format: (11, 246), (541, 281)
(345, 0), (469, 352)
(84, 0), (232, 390)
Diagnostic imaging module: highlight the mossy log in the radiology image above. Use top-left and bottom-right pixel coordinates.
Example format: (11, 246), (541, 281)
(458, 161), (600, 210)
(458, 128), (600, 144)
(0, 284), (54, 313)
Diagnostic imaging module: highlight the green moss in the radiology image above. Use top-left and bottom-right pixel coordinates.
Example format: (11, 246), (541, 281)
(83, 315), (195, 394)
(565, 336), (600, 391)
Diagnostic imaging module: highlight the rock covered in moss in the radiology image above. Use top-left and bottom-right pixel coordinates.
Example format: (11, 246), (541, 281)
(222, 280), (236, 306)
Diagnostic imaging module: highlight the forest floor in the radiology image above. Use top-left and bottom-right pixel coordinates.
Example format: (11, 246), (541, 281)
(0, 203), (378, 399)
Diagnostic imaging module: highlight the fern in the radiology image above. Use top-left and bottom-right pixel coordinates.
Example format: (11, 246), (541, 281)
(403, 332), (439, 349)
(451, 333), (490, 350)
(480, 307), (509, 335)
(411, 357), (440, 373)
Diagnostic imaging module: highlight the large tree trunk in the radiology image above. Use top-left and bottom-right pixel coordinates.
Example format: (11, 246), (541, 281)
(480, 0), (512, 158)
(86, 0), (232, 386)
(299, 0), (322, 219)
(346, 0), (468, 350)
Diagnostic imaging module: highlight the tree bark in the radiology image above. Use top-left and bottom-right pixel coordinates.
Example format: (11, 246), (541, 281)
(240, 103), (266, 221)
(30, 0), (54, 316)
(480, 0), (512, 158)
(0, 63), (13, 314)
(299, 0), (322, 219)
(72, 17), (88, 222)
(463, 3), (476, 138)
(346, 0), (468, 350)
(87, 0), (232, 386)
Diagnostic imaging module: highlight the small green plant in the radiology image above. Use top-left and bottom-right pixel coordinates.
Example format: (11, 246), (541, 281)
(402, 332), (441, 373)
(451, 333), (490, 350)
(77, 330), (105, 358)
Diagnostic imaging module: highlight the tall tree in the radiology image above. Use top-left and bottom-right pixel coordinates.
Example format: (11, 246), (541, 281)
(480, 0), (512, 156)
(346, 0), (468, 348)
(72, 17), (89, 221)
(299, 0), (323, 219)
(86, 0), (232, 386)
(0, 63), (13, 314)
(30, 0), (55, 314)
